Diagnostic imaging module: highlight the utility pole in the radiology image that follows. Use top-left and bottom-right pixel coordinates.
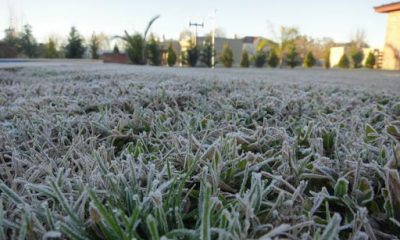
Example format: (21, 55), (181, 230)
(210, 9), (217, 69)
(189, 21), (204, 45)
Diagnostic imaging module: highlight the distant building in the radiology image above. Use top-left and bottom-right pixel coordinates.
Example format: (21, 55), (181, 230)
(375, 2), (400, 70)
(159, 40), (181, 66)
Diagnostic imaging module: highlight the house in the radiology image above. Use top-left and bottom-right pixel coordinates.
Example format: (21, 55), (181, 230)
(375, 2), (400, 70)
(159, 40), (181, 66)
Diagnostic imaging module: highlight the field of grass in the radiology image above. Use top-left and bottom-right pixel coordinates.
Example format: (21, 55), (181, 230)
(1, 63), (400, 239)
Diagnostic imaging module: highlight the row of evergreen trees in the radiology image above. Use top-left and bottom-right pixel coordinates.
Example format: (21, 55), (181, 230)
(336, 51), (376, 69)
(0, 25), (106, 59)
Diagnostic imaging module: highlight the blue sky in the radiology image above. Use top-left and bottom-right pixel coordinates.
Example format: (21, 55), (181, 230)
(0, 0), (391, 48)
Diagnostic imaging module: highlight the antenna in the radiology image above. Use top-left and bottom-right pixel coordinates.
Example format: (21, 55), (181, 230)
(189, 21), (204, 45)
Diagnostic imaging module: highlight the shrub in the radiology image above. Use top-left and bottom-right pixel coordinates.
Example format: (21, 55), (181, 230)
(146, 36), (161, 66)
(240, 50), (250, 68)
(254, 51), (267, 68)
(166, 43), (177, 67)
(65, 27), (85, 59)
(285, 46), (299, 68)
(303, 51), (316, 68)
(365, 52), (376, 69)
(337, 54), (350, 68)
(267, 48), (279, 68)
(0, 41), (18, 58)
(219, 43), (234, 68)
(351, 49), (364, 68)
(324, 50), (331, 69)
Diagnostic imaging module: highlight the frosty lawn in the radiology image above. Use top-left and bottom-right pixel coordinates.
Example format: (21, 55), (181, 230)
(0, 63), (400, 239)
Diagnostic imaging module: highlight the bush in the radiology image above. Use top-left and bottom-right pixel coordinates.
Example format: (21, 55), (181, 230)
(167, 43), (177, 67)
(285, 46), (299, 68)
(337, 54), (350, 68)
(146, 36), (161, 66)
(351, 49), (364, 68)
(365, 52), (376, 69)
(254, 51), (267, 68)
(324, 50), (331, 69)
(240, 50), (250, 68)
(303, 51), (316, 68)
(267, 49), (279, 68)
(65, 27), (85, 59)
(219, 44), (234, 68)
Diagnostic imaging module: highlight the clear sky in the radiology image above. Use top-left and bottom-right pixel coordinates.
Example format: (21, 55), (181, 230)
(0, 0), (392, 48)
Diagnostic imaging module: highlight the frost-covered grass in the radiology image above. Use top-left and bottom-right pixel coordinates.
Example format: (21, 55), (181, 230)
(0, 63), (400, 239)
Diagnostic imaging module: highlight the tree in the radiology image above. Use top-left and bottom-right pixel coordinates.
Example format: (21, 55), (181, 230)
(240, 50), (250, 68)
(65, 27), (85, 59)
(0, 41), (18, 58)
(337, 54), (350, 68)
(183, 41), (198, 67)
(267, 48), (279, 68)
(113, 44), (120, 54)
(303, 51), (316, 68)
(117, 15), (160, 65)
(89, 33), (100, 59)
(19, 25), (38, 58)
(365, 52), (376, 69)
(166, 43), (177, 67)
(285, 46), (299, 68)
(254, 50), (267, 68)
(45, 38), (58, 58)
(219, 43), (234, 68)
(324, 50), (331, 69)
(200, 37), (213, 67)
(350, 49), (364, 68)
(146, 35), (161, 66)
(3, 27), (20, 53)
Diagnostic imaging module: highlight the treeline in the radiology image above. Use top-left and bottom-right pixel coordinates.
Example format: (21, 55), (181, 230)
(0, 25), (109, 59)
(0, 17), (377, 69)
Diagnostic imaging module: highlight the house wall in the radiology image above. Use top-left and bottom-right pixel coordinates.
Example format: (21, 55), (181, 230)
(382, 11), (400, 70)
(330, 47), (345, 67)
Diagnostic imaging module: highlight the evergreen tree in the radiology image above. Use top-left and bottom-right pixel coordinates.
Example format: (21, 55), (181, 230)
(267, 48), (279, 68)
(146, 35), (161, 66)
(65, 27), (85, 59)
(240, 50), (250, 68)
(365, 52), (376, 69)
(219, 43), (234, 68)
(337, 54), (350, 68)
(166, 43), (177, 67)
(113, 44), (120, 54)
(303, 51), (316, 68)
(183, 41), (198, 67)
(89, 33), (100, 59)
(45, 38), (58, 58)
(254, 50), (267, 68)
(285, 46), (299, 68)
(19, 25), (38, 58)
(351, 49), (364, 68)
(324, 50), (331, 69)
(200, 38), (213, 67)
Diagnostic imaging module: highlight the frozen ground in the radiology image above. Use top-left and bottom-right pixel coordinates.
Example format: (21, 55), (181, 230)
(0, 63), (400, 239)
